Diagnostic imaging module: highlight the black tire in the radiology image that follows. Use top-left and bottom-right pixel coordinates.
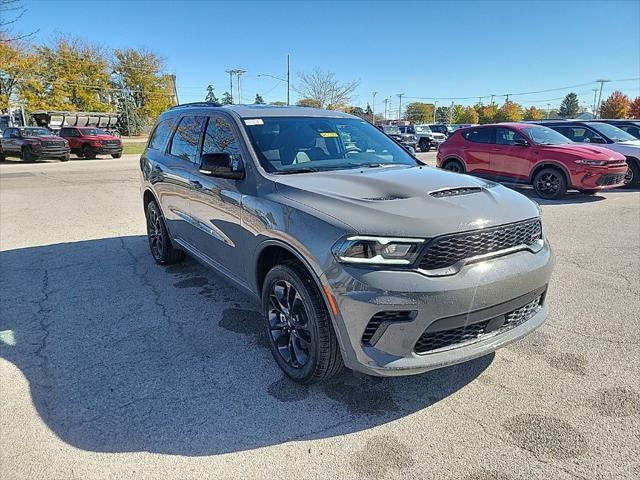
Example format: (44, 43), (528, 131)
(262, 262), (343, 384)
(112, 153), (122, 159)
(145, 201), (184, 265)
(443, 158), (464, 173)
(532, 167), (567, 200)
(419, 139), (431, 152)
(82, 145), (96, 159)
(624, 159), (640, 189)
(21, 147), (36, 163)
(60, 153), (70, 162)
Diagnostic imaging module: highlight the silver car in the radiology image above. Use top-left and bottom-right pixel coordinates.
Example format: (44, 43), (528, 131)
(140, 104), (554, 383)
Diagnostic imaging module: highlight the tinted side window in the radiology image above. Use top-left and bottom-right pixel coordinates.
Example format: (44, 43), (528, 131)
(3, 128), (15, 139)
(463, 127), (493, 144)
(496, 127), (527, 145)
(202, 116), (241, 158)
(170, 116), (206, 162)
(148, 119), (174, 151)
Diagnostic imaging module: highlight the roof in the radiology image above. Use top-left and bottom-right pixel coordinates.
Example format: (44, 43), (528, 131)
(169, 103), (356, 119)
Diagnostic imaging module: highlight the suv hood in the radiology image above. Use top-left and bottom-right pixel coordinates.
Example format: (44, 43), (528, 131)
(30, 135), (65, 142)
(274, 166), (539, 237)
(540, 144), (625, 160)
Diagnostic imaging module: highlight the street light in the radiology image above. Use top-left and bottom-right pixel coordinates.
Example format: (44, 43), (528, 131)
(372, 91), (378, 124)
(397, 93), (404, 121)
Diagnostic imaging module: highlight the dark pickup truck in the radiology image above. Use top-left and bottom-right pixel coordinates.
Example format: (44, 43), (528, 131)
(0, 127), (70, 162)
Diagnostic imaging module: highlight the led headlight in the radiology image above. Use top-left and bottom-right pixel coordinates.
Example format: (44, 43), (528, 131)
(332, 236), (425, 265)
(575, 159), (607, 166)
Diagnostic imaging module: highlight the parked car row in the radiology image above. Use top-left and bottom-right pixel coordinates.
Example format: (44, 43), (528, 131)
(0, 126), (123, 162)
(436, 120), (639, 199)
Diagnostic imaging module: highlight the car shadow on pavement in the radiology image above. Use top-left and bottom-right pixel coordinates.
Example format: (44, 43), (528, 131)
(509, 185), (608, 205)
(0, 235), (492, 456)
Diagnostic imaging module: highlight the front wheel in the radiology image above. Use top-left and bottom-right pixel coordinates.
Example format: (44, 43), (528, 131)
(532, 168), (567, 200)
(112, 153), (122, 159)
(21, 147), (36, 163)
(624, 160), (639, 189)
(419, 139), (431, 152)
(145, 201), (184, 265)
(443, 159), (464, 173)
(83, 145), (97, 159)
(262, 263), (343, 384)
(60, 153), (70, 162)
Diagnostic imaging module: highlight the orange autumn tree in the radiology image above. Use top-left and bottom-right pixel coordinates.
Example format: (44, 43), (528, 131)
(599, 91), (630, 119)
(629, 97), (640, 118)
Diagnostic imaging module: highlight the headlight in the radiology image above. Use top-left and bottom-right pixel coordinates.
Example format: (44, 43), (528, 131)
(332, 236), (425, 265)
(575, 159), (607, 166)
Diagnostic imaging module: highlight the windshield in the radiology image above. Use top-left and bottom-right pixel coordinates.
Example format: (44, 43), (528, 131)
(21, 127), (51, 137)
(415, 125), (432, 133)
(382, 125), (400, 134)
(587, 122), (637, 143)
(244, 117), (417, 173)
(80, 128), (109, 136)
(522, 126), (572, 145)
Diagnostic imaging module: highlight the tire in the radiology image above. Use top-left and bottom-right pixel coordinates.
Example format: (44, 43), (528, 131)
(419, 139), (431, 152)
(112, 153), (122, 159)
(532, 167), (567, 200)
(443, 158), (464, 173)
(624, 159), (640, 189)
(21, 147), (36, 163)
(262, 262), (343, 384)
(61, 153), (70, 162)
(145, 201), (184, 265)
(82, 145), (97, 159)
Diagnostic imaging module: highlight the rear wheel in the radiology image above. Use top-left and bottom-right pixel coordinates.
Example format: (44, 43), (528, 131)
(262, 262), (343, 384)
(145, 201), (184, 265)
(532, 167), (567, 200)
(21, 147), (36, 163)
(624, 159), (639, 188)
(442, 158), (464, 173)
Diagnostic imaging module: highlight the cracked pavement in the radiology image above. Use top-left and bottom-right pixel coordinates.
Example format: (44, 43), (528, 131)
(1, 154), (639, 479)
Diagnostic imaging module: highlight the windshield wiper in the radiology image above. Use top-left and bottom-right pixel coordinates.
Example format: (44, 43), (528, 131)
(274, 167), (321, 174)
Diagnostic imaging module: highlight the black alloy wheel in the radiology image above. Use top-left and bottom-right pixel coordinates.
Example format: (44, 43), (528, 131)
(624, 160), (639, 188)
(267, 280), (312, 369)
(145, 201), (184, 265)
(443, 159), (464, 173)
(533, 168), (567, 200)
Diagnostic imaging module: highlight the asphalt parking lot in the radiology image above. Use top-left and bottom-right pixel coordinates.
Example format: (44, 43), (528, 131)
(1, 153), (639, 480)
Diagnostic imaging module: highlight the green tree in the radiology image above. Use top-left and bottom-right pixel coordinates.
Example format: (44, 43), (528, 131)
(254, 93), (265, 104)
(523, 105), (545, 120)
(474, 103), (498, 124)
(113, 48), (174, 133)
(558, 92), (579, 118)
(455, 106), (479, 124)
(221, 91), (233, 105)
(205, 84), (219, 103)
(494, 101), (523, 122)
(405, 102), (434, 123)
(296, 97), (322, 108)
(0, 38), (38, 111)
(600, 91), (630, 119)
(436, 105), (451, 123)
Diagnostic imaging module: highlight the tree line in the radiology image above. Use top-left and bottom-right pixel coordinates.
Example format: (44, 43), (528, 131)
(0, 35), (175, 135)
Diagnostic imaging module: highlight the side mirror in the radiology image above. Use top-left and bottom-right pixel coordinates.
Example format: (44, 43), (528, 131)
(514, 138), (529, 146)
(199, 152), (244, 179)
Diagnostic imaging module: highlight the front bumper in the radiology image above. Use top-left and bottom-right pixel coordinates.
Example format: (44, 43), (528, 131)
(323, 241), (554, 376)
(93, 145), (123, 155)
(34, 145), (70, 159)
(570, 165), (628, 189)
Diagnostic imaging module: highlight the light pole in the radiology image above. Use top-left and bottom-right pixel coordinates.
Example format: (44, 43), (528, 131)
(372, 91), (378, 124)
(225, 69), (236, 104)
(595, 79), (611, 118)
(397, 93), (404, 121)
(433, 100), (437, 123)
(546, 103), (551, 119)
(384, 98), (389, 121)
(236, 69), (246, 104)
(592, 88), (599, 115)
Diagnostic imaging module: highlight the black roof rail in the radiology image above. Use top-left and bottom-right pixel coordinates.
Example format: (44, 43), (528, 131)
(170, 101), (222, 110)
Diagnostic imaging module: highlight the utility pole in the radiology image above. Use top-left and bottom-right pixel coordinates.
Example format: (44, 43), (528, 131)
(397, 93), (404, 121)
(490, 94), (495, 105)
(595, 79), (610, 118)
(236, 69), (246, 104)
(372, 91), (378, 124)
(505, 94), (510, 104)
(287, 54), (291, 106)
(546, 103), (551, 119)
(478, 96), (483, 106)
(433, 100), (437, 123)
(384, 98), (389, 121)
(592, 88), (599, 115)
(449, 101), (454, 124)
(225, 69), (236, 103)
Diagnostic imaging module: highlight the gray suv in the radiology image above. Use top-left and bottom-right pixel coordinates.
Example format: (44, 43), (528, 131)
(140, 104), (554, 383)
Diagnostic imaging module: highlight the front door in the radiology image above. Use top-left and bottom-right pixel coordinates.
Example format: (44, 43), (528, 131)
(188, 114), (246, 284)
(490, 127), (532, 180)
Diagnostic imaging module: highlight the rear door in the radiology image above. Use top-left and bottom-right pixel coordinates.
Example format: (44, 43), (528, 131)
(2, 128), (18, 153)
(461, 126), (495, 175)
(187, 113), (246, 283)
(490, 127), (532, 180)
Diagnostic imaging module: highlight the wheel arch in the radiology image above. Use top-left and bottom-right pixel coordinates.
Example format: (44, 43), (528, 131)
(529, 161), (571, 185)
(442, 156), (466, 171)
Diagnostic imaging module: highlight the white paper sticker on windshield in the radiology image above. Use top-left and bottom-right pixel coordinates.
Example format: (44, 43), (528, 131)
(244, 119), (264, 126)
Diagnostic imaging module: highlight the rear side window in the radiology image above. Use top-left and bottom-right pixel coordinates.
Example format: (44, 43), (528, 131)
(463, 127), (493, 143)
(169, 116), (206, 162)
(147, 119), (173, 151)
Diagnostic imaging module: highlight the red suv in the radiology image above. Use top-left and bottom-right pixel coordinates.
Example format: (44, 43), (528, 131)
(58, 127), (123, 159)
(436, 123), (627, 199)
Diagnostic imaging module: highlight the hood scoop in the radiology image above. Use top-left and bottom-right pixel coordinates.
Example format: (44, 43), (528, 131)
(362, 195), (409, 201)
(429, 187), (483, 198)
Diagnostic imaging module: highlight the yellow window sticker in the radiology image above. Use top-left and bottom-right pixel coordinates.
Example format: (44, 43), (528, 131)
(320, 132), (338, 138)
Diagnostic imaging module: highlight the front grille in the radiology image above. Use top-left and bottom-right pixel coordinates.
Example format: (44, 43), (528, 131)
(419, 218), (542, 271)
(414, 295), (543, 353)
(42, 140), (65, 147)
(597, 172), (626, 186)
(362, 311), (416, 346)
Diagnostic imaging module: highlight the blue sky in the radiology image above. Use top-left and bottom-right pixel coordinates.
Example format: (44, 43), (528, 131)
(21, 0), (640, 112)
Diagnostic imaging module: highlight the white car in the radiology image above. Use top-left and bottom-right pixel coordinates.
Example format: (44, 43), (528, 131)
(398, 124), (446, 152)
(544, 121), (640, 188)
